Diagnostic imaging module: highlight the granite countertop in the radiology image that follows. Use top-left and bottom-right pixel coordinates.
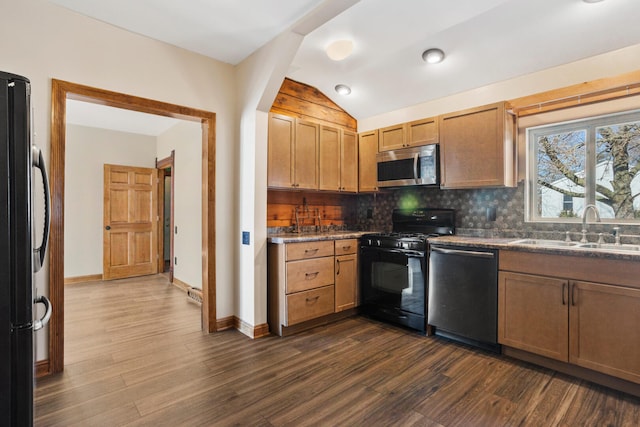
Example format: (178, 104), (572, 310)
(267, 230), (373, 244)
(268, 231), (640, 260)
(429, 235), (640, 261)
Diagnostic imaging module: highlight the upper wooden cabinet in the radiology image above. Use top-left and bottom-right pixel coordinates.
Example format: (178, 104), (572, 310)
(267, 113), (295, 188)
(378, 123), (406, 151)
(407, 117), (438, 147)
(378, 117), (438, 152)
(439, 101), (516, 189)
(294, 119), (320, 190)
(358, 130), (378, 192)
(267, 113), (319, 190)
(319, 126), (358, 192)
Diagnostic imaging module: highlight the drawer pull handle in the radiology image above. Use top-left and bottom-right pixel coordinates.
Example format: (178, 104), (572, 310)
(336, 259), (341, 275)
(306, 296), (320, 303)
(304, 248), (319, 254)
(342, 245), (351, 250)
(305, 272), (319, 279)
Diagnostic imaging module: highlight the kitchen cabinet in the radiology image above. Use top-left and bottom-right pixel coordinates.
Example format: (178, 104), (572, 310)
(439, 101), (516, 189)
(267, 113), (319, 190)
(378, 117), (438, 152)
(499, 250), (640, 385)
(407, 117), (438, 147)
(378, 123), (406, 151)
(334, 239), (358, 312)
(267, 113), (294, 188)
(268, 238), (360, 336)
(358, 130), (378, 192)
(319, 126), (357, 192)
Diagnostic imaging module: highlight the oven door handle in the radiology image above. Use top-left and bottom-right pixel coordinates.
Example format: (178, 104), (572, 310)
(413, 153), (419, 184)
(430, 246), (495, 259)
(360, 247), (425, 257)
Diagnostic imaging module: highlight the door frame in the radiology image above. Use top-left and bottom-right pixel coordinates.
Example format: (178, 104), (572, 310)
(48, 80), (217, 374)
(157, 151), (175, 281)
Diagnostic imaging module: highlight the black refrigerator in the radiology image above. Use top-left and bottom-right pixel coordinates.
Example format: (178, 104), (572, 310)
(0, 71), (51, 426)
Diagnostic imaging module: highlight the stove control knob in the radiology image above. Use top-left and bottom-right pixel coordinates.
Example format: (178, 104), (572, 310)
(402, 242), (409, 249)
(376, 239), (381, 247)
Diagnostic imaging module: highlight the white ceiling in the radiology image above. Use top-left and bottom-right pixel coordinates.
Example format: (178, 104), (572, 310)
(51, 0), (640, 124)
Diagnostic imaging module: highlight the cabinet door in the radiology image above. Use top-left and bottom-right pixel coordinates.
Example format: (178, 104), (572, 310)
(498, 272), (569, 362)
(294, 119), (319, 189)
(407, 117), (438, 147)
(569, 281), (640, 384)
(335, 253), (357, 312)
(439, 102), (515, 188)
(319, 125), (341, 191)
(358, 130), (378, 192)
(378, 123), (406, 151)
(340, 130), (358, 192)
(267, 114), (294, 188)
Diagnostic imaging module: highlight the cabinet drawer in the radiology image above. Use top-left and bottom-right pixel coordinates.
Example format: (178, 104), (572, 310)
(335, 239), (357, 255)
(286, 257), (334, 293)
(286, 241), (334, 261)
(287, 285), (335, 325)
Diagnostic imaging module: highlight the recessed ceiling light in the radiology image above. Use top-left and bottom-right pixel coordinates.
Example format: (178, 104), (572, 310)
(335, 84), (351, 96)
(326, 40), (354, 61)
(583, 0), (604, 3)
(422, 48), (445, 64)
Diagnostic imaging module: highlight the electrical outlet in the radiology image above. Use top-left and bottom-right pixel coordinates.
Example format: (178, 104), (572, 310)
(242, 231), (250, 245)
(486, 207), (497, 222)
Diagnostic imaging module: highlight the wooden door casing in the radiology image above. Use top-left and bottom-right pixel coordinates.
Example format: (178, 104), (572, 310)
(103, 164), (159, 280)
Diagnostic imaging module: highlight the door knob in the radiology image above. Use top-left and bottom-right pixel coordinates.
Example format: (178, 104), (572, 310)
(105, 226), (111, 230)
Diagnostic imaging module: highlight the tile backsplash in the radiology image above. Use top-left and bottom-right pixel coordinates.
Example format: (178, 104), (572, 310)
(356, 183), (640, 244)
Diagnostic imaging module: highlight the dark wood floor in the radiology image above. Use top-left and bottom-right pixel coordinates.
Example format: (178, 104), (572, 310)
(35, 275), (640, 426)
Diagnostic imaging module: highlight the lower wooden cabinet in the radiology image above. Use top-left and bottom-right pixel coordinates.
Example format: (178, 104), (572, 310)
(335, 239), (358, 312)
(498, 272), (568, 362)
(286, 285), (335, 324)
(268, 238), (359, 336)
(570, 281), (640, 383)
(499, 251), (640, 385)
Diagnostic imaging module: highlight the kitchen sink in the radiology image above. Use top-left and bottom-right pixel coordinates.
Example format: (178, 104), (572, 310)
(509, 238), (640, 254)
(509, 239), (580, 248)
(577, 243), (640, 252)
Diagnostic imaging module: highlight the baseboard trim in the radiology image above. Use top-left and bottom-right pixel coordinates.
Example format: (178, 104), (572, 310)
(216, 316), (235, 331)
(35, 359), (50, 378)
(64, 274), (102, 285)
(233, 316), (270, 339)
(172, 277), (191, 292)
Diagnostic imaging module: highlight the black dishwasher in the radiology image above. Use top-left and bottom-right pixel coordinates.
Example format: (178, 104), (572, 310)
(427, 244), (500, 353)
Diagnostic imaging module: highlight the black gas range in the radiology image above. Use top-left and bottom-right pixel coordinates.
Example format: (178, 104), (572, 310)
(359, 208), (455, 333)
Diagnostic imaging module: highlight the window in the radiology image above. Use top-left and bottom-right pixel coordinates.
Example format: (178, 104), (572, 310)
(527, 110), (640, 222)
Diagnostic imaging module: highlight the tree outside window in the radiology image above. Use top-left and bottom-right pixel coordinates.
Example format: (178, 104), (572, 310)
(528, 110), (640, 222)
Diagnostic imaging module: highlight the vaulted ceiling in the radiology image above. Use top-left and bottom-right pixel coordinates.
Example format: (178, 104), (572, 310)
(51, 0), (640, 124)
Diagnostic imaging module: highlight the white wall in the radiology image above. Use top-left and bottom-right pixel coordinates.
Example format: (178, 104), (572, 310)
(358, 44), (640, 131)
(64, 125), (157, 278)
(0, 0), (237, 359)
(157, 121), (203, 289)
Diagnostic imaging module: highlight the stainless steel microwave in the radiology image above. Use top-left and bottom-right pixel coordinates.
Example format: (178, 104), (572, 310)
(376, 144), (439, 188)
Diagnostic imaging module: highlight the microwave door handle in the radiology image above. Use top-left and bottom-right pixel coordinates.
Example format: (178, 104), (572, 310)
(413, 153), (419, 184)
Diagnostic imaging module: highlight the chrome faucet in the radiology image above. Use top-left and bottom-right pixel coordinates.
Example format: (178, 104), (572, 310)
(612, 226), (621, 245)
(580, 204), (601, 243)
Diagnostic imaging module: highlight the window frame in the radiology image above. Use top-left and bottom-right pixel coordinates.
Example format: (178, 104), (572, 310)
(525, 109), (640, 224)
